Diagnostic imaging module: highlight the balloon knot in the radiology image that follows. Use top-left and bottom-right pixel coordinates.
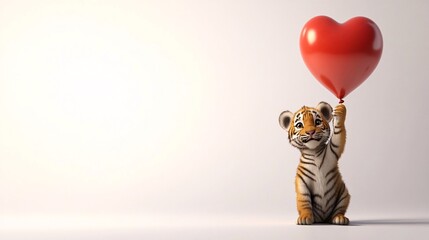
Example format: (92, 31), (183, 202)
(339, 99), (344, 104)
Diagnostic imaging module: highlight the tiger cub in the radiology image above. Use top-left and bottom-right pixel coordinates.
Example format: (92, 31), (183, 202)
(279, 102), (350, 225)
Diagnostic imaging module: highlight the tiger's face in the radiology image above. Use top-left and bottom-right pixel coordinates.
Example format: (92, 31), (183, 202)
(279, 102), (333, 150)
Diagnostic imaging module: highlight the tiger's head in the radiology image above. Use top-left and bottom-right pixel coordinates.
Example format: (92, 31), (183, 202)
(279, 102), (333, 150)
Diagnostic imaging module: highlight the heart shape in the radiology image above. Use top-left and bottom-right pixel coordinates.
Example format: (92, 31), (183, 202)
(300, 16), (383, 101)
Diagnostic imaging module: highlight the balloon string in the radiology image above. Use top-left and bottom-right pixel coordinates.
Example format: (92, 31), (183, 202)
(339, 99), (344, 104)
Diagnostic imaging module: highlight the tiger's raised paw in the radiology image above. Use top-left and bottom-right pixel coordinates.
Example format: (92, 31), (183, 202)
(333, 104), (347, 126)
(332, 214), (349, 225)
(297, 214), (314, 225)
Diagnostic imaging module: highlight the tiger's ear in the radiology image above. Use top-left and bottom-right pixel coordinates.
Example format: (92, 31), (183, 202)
(316, 102), (333, 122)
(279, 111), (294, 131)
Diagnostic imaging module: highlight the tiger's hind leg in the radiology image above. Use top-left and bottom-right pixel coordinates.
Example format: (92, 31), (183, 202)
(330, 191), (351, 225)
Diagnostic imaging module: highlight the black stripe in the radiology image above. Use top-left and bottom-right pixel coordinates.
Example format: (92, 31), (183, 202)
(299, 166), (316, 177)
(301, 206), (312, 211)
(325, 167), (338, 178)
(312, 194), (322, 200)
(326, 171), (339, 186)
(294, 140), (304, 147)
(298, 168), (316, 182)
(331, 184), (344, 205)
(302, 154), (314, 161)
(297, 174), (310, 192)
(330, 204), (346, 218)
(300, 203), (312, 208)
(313, 208), (323, 220)
(299, 194), (312, 202)
(301, 193), (311, 198)
(334, 129), (342, 134)
(300, 159), (317, 167)
(324, 182), (336, 196)
(316, 146), (325, 157)
(338, 183), (346, 198)
(312, 201), (324, 212)
(336, 194), (349, 206)
(319, 146), (327, 169)
(330, 143), (339, 160)
(325, 192), (338, 209)
(302, 153), (314, 157)
(331, 141), (339, 148)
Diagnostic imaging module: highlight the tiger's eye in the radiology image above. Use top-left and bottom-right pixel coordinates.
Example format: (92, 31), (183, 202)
(295, 122), (303, 128)
(315, 119), (322, 125)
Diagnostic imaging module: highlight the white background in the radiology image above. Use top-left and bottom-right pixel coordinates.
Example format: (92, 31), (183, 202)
(0, 0), (428, 239)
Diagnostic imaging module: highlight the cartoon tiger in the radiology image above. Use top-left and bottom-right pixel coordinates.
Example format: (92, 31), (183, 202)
(279, 102), (350, 225)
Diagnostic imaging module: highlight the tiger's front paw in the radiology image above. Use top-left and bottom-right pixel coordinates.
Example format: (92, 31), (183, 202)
(333, 104), (347, 126)
(297, 214), (314, 225)
(332, 214), (349, 225)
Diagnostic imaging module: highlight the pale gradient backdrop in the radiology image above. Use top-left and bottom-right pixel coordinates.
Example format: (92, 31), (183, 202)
(0, 0), (428, 233)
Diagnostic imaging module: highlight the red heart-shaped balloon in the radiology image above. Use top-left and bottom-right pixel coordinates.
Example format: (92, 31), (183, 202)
(300, 16), (383, 101)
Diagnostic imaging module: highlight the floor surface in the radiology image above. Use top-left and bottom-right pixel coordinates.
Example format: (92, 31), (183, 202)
(0, 214), (428, 240)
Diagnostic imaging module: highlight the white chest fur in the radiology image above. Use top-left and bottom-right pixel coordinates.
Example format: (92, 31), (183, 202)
(298, 146), (342, 218)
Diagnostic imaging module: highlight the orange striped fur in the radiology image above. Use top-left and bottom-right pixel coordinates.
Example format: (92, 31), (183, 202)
(279, 102), (350, 225)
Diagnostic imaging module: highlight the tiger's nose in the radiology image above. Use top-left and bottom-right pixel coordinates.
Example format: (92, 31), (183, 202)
(306, 130), (315, 136)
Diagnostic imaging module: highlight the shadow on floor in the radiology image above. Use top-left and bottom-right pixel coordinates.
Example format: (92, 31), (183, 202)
(350, 218), (429, 226)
